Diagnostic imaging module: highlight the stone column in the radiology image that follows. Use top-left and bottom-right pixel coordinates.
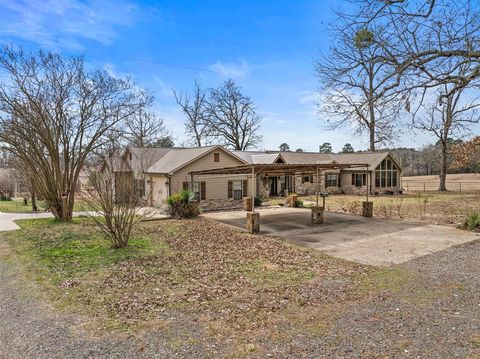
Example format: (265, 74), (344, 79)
(362, 201), (373, 217)
(287, 194), (297, 207)
(311, 206), (324, 224)
(246, 211), (260, 234)
(243, 196), (253, 211)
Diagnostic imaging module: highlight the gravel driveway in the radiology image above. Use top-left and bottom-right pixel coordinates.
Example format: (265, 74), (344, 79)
(1, 232), (479, 358)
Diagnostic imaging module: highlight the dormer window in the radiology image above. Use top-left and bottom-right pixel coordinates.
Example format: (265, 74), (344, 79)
(214, 153), (220, 162)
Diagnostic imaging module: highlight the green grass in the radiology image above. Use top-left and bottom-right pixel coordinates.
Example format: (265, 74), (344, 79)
(0, 198), (93, 213)
(6, 217), (163, 284)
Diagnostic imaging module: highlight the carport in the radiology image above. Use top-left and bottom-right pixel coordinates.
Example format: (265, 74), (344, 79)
(189, 161), (373, 233)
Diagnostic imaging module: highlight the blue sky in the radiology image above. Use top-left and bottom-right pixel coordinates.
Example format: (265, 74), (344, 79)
(0, 0), (464, 151)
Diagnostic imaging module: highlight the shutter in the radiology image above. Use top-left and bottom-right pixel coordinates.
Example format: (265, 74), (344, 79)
(201, 181), (206, 200)
(228, 180), (233, 198)
(338, 174), (341, 187)
(324, 174), (328, 187)
(183, 182), (188, 190)
(363, 173), (367, 186)
(243, 180), (248, 197)
(351, 174), (355, 185)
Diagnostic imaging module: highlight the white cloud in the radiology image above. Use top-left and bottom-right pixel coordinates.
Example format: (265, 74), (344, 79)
(209, 59), (250, 79)
(0, 0), (140, 50)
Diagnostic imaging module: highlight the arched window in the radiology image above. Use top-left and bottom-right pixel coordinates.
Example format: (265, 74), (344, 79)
(375, 158), (399, 188)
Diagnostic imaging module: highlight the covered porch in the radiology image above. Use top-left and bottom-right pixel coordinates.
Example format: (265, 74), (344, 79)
(190, 161), (373, 234)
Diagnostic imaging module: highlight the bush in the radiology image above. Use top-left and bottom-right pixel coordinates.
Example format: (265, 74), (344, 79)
(254, 196), (263, 207)
(295, 199), (304, 208)
(0, 192), (12, 201)
(167, 190), (199, 219)
(461, 212), (480, 231)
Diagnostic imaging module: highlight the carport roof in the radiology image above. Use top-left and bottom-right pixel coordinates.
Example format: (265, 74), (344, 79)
(189, 161), (370, 176)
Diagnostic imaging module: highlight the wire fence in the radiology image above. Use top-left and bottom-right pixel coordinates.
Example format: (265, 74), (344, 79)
(403, 181), (480, 192)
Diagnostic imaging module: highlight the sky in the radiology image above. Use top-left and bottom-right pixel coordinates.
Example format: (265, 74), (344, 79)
(0, 0), (475, 152)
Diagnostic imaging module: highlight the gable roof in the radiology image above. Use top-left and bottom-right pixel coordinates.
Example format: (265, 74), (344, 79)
(146, 145), (249, 175)
(125, 146), (175, 176)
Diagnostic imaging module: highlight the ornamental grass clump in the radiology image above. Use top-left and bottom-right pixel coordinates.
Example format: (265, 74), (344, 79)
(167, 190), (199, 219)
(461, 211), (480, 231)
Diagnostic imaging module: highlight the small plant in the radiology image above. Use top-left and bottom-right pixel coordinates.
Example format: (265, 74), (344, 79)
(0, 192), (12, 201)
(377, 202), (393, 218)
(393, 197), (404, 218)
(295, 199), (304, 208)
(415, 192), (429, 220)
(167, 190), (199, 219)
(461, 212), (480, 231)
(254, 196), (263, 207)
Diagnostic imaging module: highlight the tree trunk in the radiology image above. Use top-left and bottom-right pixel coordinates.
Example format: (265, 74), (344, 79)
(29, 179), (38, 211)
(439, 142), (448, 191)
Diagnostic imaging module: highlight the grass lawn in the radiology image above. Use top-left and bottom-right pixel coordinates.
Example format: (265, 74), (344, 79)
(298, 192), (480, 226)
(0, 198), (93, 213)
(3, 217), (375, 356)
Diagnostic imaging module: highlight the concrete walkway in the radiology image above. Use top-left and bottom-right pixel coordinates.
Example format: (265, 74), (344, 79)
(203, 207), (480, 266)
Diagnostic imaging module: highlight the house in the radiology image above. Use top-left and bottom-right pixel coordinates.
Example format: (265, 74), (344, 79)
(105, 145), (403, 207)
(105, 145), (402, 206)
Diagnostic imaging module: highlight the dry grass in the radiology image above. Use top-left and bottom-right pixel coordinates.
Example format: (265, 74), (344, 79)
(302, 192), (480, 226)
(402, 173), (480, 192)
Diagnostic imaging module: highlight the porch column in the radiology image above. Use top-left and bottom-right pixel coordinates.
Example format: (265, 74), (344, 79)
(363, 164), (373, 217)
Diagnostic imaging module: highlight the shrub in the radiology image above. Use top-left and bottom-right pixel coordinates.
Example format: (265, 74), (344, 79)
(295, 199), (304, 208)
(461, 212), (480, 231)
(254, 196), (263, 207)
(0, 192), (12, 201)
(167, 190), (199, 219)
(414, 192), (429, 220)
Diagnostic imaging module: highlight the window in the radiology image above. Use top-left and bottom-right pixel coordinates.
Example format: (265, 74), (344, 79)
(302, 173), (313, 183)
(214, 152), (220, 162)
(233, 180), (243, 200)
(192, 181), (200, 201)
(325, 174), (339, 187)
(375, 158), (400, 188)
(352, 173), (367, 187)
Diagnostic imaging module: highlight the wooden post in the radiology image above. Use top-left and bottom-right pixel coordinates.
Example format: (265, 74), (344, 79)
(316, 166), (319, 208)
(251, 166), (255, 212)
(366, 164), (369, 201)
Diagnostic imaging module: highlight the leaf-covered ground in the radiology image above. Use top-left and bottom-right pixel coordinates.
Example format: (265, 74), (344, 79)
(3, 217), (480, 357)
(5, 217), (371, 355)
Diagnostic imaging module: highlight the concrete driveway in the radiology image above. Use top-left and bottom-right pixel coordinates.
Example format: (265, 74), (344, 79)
(203, 207), (480, 266)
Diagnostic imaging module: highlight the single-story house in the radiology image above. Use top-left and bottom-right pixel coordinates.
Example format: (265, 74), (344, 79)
(105, 145), (403, 207)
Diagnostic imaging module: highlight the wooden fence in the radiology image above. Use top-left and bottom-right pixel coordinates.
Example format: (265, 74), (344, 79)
(402, 181), (480, 192)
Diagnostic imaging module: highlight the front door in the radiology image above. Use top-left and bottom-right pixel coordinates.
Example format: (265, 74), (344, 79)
(269, 177), (278, 196)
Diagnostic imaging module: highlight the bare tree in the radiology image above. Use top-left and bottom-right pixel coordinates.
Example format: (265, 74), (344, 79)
(413, 84), (480, 191)
(316, 24), (403, 151)
(205, 79), (262, 150)
(84, 166), (145, 248)
(174, 80), (210, 147)
(0, 46), (150, 221)
(124, 110), (169, 147)
(348, 0), (480, 98)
